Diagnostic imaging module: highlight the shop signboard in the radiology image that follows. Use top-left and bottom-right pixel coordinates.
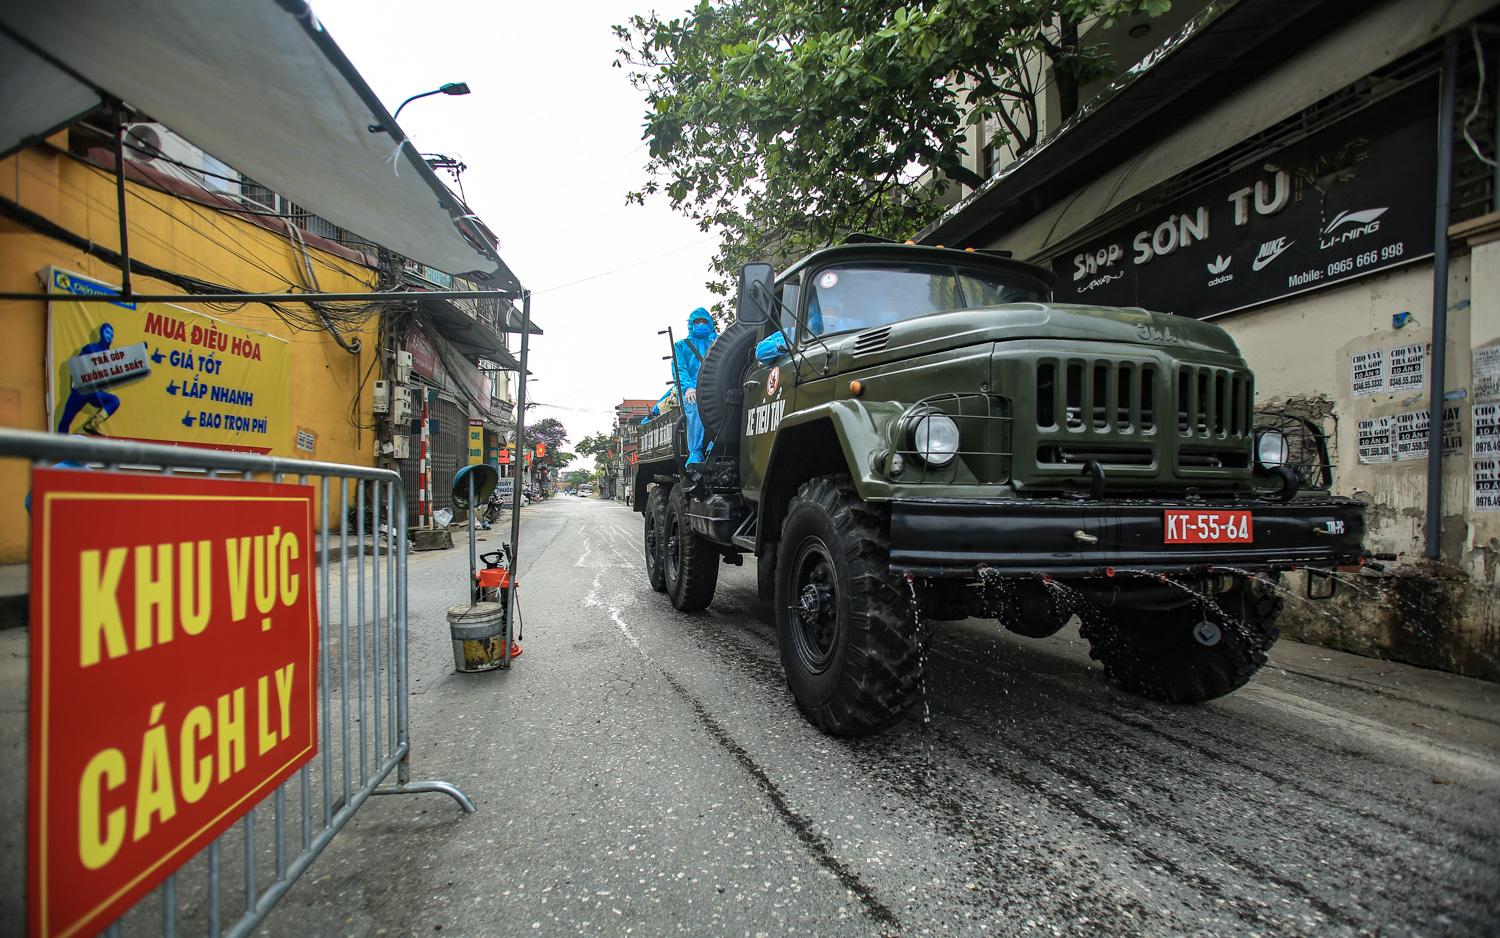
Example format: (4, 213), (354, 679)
(46, 270), (291, 455)
(1051, 81), (1437, 318)
(469, 419), (484, 465)
(28, 470), (318, 938)
(404, 328), (442, 383)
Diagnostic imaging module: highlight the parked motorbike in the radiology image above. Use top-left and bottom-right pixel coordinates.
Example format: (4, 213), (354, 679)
(482, 488), (505, 525)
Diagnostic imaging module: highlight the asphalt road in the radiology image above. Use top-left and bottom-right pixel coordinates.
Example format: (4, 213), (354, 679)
(260, 494), (1500, 938)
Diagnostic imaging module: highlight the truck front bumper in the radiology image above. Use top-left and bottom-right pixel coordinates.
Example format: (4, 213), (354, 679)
(888, 496), (1367, 578)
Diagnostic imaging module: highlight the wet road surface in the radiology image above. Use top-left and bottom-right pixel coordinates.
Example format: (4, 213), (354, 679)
(262, 495), (1500, 937)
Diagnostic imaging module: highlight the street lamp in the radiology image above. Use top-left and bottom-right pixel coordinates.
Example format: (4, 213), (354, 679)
(369, 82), (471, 133)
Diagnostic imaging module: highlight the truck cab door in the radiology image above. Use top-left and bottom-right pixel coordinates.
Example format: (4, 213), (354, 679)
(739, 280), (799, 504)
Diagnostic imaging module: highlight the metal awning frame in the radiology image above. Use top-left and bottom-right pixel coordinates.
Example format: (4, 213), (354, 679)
(0, 288), (523, 304)
(0, 3), (520, 288)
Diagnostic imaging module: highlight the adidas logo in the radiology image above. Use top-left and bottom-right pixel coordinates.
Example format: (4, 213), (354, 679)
(1206, 255), (1231, 275)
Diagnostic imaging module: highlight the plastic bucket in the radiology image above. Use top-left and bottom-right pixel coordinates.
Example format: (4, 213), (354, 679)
(447, 602), (520, 672)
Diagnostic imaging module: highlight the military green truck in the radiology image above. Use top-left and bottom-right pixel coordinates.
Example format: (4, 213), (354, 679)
(633, 239), (1367, 736)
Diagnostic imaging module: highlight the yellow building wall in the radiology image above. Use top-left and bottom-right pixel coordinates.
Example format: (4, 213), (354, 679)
(0, 135), (382, 564)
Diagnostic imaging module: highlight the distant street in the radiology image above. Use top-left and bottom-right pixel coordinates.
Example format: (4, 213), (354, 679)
(262, 495), (1500, 938)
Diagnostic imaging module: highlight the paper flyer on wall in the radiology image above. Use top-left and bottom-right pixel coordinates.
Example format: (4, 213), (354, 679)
(1351, 349), (1385, 398)
(1475, 459), (1500, 511)
(1474, 345), (1500, 404)
(1473, 403), (1500, 459)
(1392, 407), (1462, 461)
(1384, 343), (1425, 394)
(1356, 416), (1392, 463)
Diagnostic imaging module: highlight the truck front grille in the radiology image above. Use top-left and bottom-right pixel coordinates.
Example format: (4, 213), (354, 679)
(1036, 360), (1157, 434)
(1176, 365), (1253, 440)
(1024, 355), (1253, 487)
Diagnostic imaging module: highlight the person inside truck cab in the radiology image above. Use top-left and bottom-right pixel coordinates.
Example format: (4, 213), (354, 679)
(753, 277), (854, 363)
(675, 307), (718, 469)
(808, 283), (855, 335)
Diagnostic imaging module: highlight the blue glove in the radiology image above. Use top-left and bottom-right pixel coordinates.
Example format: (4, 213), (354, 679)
(755, 333), (786, 364)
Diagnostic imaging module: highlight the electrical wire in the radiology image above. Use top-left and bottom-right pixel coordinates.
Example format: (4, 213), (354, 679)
(11, 157), (271, 293)
(16, 130), (468, 441)
(92, 160), (394, 341)
(0, 192), (416, 333)
(68, 143), (380, 288)
(1464, 26), (1499, 169)
(531, 236), (717, 294)
(529, 402), (620, 415)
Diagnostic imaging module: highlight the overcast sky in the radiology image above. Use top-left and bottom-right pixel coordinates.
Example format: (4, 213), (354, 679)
(309, 0), (720, 455)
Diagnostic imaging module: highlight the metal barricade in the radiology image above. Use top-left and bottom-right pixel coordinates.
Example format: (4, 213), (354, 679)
(0, 428), (472, 938)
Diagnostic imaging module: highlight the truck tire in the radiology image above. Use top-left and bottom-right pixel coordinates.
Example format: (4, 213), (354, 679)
(643, 484), (668, 592)
(775, 475), (925, 735)
(695, 322), (759, 436)
(665, 485), (719, 611)
(1081, 577), (1282, 704)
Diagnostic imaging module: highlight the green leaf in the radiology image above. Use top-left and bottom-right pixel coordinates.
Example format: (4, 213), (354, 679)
(617, 0), (1129, 287)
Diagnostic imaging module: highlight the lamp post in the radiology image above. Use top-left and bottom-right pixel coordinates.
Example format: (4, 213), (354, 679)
(369, 82), (471, 133)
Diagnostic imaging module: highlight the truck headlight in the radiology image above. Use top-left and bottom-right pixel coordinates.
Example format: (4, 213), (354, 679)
(1254, 428), (1289, 470)
(909, 412), (960, 467)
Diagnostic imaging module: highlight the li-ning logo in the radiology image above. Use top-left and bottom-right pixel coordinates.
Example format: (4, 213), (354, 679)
(1324, 207), (1387, 235)
(1252, 237), (1293, 271)
(1206, 255), (1231, 275)
(1320, 207), (1387, 248)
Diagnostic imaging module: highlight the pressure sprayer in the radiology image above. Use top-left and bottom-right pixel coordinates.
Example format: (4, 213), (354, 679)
(446, 463), (522, 671)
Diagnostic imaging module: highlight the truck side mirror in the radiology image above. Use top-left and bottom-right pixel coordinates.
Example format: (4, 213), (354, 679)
(736, 263), (774, 325)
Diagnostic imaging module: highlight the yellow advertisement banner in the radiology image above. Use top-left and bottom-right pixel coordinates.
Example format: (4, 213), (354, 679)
(46, 269), (291, 456)
(468, 419), (484, 465)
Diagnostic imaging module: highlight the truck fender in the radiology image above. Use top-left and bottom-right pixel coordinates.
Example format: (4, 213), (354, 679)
(756, 400), (905, 549)
(632, 460), (676, 511)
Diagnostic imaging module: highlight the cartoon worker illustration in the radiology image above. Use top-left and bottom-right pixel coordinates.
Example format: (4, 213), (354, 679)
(57, 322), (123, 435)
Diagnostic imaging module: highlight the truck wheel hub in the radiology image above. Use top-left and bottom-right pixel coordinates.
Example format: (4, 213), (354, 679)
(792, 579), (840, 666)
(797, 582), (834, 631)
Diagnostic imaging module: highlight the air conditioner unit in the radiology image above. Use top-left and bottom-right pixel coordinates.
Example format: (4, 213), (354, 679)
(395, 351), (414, 384)
(372, 380), (390, 414)
(122, 124), (165, 164)
(122, 123), (239, 195)
(392, 434), (410, 459)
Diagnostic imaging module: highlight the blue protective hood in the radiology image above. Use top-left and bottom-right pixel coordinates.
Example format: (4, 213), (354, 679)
(688, 306), (716, 341)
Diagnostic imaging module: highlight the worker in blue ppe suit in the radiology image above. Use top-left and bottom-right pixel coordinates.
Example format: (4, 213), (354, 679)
(675, 307), (718, 469)
(57, 322), (122, 435)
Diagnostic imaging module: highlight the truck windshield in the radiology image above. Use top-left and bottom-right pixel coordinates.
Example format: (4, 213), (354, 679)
(806, 262), (1047, 336)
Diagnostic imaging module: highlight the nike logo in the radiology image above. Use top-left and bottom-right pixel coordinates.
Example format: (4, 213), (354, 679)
(1252, 237), (1293, 271)
(1206, 255), (1231, 275)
